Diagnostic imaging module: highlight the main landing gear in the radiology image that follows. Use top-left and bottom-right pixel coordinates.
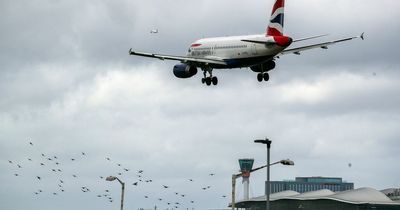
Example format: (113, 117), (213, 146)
(201, 67), (218, 86)
(202, 77), (218, 86)
(257, 73), (270, 82)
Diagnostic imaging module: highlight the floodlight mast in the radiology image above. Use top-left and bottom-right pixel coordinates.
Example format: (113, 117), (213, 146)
(254, 138), (272, 210)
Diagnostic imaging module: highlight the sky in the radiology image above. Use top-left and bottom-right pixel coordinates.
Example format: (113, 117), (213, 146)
(1, 0), (400, 210)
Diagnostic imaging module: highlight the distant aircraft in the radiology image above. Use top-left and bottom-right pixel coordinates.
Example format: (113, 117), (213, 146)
(150, 29), (159, 34)
(130, 0), (364, 86)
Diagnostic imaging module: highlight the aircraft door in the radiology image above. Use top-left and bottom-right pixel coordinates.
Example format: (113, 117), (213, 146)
(251, 44), (257, 55)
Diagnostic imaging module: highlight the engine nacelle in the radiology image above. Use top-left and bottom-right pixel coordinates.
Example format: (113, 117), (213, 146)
(250, 61), (276, 72)
(173, 64), (198, 78)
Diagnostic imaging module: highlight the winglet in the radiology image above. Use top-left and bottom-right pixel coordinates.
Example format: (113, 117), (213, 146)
(360, 32), (365, 40)
(129, 48), (133, 54)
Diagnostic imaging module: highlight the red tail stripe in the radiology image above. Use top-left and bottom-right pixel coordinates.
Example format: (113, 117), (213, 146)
(267, 27), (282, 36)
(271, 0), (285, 14)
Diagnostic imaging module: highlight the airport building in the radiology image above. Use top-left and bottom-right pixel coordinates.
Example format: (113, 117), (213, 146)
(382, 188), (400, 201)
(269, 176), (354, 194)
(233, 188), (400, 210)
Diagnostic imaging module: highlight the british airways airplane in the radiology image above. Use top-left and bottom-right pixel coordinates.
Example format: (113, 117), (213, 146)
(129, 0), (364, 86)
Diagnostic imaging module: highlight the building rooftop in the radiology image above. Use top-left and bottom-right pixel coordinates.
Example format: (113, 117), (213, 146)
(235, 187), (400, 206)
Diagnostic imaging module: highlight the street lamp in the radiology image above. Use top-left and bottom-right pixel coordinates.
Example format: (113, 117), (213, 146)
(254, 138), (272, 210)
(231, 158), (294, 210)
(106, 176), (125, 210)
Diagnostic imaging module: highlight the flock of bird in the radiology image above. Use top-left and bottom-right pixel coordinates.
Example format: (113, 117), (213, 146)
(6, 141), (229, 209)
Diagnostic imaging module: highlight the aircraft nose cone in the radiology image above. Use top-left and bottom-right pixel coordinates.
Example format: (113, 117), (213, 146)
(274, 36), (293, 47)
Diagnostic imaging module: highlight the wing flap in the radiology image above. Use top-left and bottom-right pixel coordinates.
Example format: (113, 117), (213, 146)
(129, 49), (227, 65)
(281, 33), (364, 55)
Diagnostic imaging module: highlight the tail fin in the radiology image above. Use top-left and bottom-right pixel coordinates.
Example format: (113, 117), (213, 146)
(266, 0), (285, 36)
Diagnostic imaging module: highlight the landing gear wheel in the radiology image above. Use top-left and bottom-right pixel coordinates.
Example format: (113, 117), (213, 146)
(201, 78), (205, 84)
(257, 73), (263, 82)
(205, 77), (212, 86)
(263, 73), (270, 81)
(212, 77), (218, 85)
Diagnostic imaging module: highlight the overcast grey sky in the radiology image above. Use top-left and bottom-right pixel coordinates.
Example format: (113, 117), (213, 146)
(1, 0), (400, 210)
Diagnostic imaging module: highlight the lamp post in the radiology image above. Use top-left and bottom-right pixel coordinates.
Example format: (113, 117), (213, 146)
(254, 138), (272, 210)
(231, 158), (294, 210)
(106, 176), (125, 210)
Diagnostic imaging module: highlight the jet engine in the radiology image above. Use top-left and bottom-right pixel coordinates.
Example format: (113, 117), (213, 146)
(173, 64), (198, 78)
(250, 61), (276, 72)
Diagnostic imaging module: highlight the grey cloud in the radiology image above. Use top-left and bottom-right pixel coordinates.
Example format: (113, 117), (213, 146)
(1, 1), (400, 210)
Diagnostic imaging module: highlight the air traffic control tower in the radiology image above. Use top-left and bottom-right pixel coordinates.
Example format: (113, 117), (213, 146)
(239, 159), (254, 200)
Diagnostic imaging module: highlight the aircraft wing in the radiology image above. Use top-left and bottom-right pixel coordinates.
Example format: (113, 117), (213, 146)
(129, 49), (227, 66)
(281, 33), (364, 55)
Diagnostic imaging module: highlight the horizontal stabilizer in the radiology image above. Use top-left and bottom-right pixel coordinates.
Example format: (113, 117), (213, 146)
(241, 39), (275, 44)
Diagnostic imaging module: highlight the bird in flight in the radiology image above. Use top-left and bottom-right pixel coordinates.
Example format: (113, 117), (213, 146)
(36, 176), (41, 180)
(163, 185), (169, 189)
(150, 29), (159, 34)
(29, 142), (33, 146)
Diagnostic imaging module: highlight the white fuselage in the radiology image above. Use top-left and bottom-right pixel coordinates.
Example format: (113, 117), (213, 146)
(187, 34), (288, 68)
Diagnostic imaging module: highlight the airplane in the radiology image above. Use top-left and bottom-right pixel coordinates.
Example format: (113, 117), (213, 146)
(129, 0), (364, 86)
